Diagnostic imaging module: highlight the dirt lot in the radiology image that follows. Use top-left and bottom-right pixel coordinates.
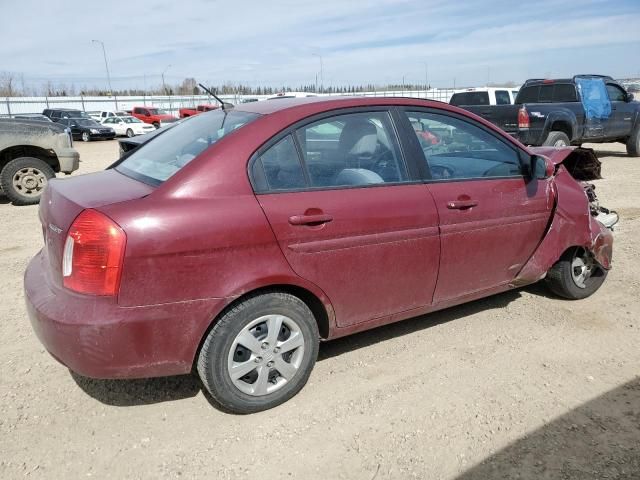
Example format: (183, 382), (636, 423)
(1, 139), (639, 479)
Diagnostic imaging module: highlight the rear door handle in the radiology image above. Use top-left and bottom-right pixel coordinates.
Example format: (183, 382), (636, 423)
(447, 200), (478, 210)
(288, 214), (333, 226)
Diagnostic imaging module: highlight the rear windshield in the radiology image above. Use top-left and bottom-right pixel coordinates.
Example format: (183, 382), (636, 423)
(115, 109), (259, 185)
(516, 83), (578, 103)
(449, 92), (490, 106)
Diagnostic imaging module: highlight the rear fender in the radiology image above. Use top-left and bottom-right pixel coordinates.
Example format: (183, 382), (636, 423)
(512, 160), (612, 286)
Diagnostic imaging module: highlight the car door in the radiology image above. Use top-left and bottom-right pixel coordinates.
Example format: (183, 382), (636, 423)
(401, 109), (553, 303)
(251, 109), (440, 328)
(606, 83), (636, 138)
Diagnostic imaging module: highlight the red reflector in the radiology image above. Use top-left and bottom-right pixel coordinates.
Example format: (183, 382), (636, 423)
(542, 79), (554, 84)
(518, 107), (530, 129)
(63, 209), (126, 296)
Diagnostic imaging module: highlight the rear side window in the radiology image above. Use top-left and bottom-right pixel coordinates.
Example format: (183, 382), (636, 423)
(495, 90), (511, 105)
(256, 135), (306, 191)
(450, 92), (490, 106)
(553, 84), (578, 102)
(295, 111), (408, 187)
(116, 110), (259, 185)
(515, 86), (538, 103)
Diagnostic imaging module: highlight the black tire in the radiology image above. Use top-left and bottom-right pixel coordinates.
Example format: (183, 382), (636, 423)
(197, 291), (319, 414)
(0, 157), (55, 205)
(543, 131), (570, 147)
(626, 127), (640, 157)
(81, 131), (91, 142)
(126, 129), (134, 138)
(152, 122), (160, 129)
(545, 247), (608, 300)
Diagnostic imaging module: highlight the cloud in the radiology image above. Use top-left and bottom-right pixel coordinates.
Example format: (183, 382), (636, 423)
(0, 0), (638, 90)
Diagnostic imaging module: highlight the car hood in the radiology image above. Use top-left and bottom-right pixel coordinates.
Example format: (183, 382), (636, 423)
(529, 146), (602, 181)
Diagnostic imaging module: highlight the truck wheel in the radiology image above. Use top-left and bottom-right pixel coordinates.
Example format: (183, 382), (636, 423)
(152, 122), (160, 129)
(0, 157), (55, 206)
(545, 247), (607, 300)
(626, 127), (640, 157)
(543, 131), (570, 147)
(197, 291), (319, 413)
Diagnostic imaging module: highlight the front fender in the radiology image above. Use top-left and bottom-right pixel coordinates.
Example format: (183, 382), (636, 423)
(512, 165), (612, 286)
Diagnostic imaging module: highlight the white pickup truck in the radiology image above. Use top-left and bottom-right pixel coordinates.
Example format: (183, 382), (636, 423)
(449, 87), (520, 106)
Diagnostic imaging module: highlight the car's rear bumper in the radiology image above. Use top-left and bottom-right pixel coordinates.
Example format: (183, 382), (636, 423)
(24, 252), (228, 379)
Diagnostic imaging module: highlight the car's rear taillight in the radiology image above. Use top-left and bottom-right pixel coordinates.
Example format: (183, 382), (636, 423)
(62, 209), (126, 296)
(518, 107), (530, 129)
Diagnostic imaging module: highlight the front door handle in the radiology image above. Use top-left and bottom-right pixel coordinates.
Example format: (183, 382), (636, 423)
(288, 213), (333, 226)
(447, 200), (478, 210)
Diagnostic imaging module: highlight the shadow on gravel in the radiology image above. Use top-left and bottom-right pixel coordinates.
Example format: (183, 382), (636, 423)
(595, 150), (630, 158)
(457, 377), (640, 480)
(71, 371), (201, 407)
(319, 289), (521, 361)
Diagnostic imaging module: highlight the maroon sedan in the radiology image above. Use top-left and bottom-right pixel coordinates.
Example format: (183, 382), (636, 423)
(25, 97), (614, 413)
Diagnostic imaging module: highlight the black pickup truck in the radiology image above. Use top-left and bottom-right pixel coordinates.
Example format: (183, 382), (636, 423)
(454, 75), (640, 156)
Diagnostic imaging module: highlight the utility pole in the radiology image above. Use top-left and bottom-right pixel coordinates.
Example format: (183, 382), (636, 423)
(161, 64), (171, 95)
(313, 53), (323, 93)
(91, 39), (118, 108)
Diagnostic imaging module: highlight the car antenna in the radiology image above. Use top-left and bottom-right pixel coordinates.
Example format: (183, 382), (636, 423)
(198, 83), (233, 111)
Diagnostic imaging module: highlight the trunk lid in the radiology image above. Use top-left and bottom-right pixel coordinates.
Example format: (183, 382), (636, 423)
(39, 170), (154, 289)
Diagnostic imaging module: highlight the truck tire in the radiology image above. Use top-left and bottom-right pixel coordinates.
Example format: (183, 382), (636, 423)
(0, 157), (55, 206)
(627, 127), (640, 157)
(152, 122), (160, 129)
(543, 131), (570, 147)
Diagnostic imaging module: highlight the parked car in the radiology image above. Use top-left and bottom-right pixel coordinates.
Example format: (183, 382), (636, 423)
(178, 104), (218, 118)
(57, 118), (115, 142)
(101, 115), (155, 137)
(456, 75), (640, 156)
(117, 117), (190, 156)
(0, 118), (79, 204)
(131, 106), (178, 128)
(13, 114), (52, 122)
(42, 108), (91, 123)
(267, 92), (318, 100)
(25, 97), (614, 413)
(92, 110), (130, 121)
(449, 87), (519, 106)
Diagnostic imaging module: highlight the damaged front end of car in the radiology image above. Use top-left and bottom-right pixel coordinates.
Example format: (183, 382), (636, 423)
(512, 147), (616, 287)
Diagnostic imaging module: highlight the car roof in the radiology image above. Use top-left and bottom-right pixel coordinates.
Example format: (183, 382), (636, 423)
(234, 95), (448, 116)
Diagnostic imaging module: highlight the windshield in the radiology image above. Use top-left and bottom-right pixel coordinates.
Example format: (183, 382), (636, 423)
(116, 109), (260, 185)
(75, 119), (99, 126)
(147, 108), (167, 115)
(122, 117), (142, 123)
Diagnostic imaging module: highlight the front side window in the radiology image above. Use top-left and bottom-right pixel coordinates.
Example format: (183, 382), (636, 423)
(606, 84), (627, 102)
(295, 111), (407, 187)
(116, 110), (259, 185)
(404, 111), (522, 180)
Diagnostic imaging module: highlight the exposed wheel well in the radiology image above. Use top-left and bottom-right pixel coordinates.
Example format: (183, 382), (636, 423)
(549, 121), (572, 140)
(192, 284), (331, 370)
(0, 145), (60, 173)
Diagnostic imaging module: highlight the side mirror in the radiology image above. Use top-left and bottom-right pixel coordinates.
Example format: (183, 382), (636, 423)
(521, 153), (552, 179)
(627, 93), (635, 102)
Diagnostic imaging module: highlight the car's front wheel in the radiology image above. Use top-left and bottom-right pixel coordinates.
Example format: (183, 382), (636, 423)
(197, 291), (319, 414)
(545, 247), (608, 299)
(126, 129), (135, 138)
(81, 131), (91, 142)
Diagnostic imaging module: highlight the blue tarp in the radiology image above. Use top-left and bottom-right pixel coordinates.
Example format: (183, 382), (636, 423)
(575, 77), (612, 120)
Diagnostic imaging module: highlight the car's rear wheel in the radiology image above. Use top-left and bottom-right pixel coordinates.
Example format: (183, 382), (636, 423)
(126, 129), (134, 138)
(626, 127), (640, 157)
(545, 247), (607, 299)
(197, 291), (319, 414)
(543, 131), (570, 147)
(81, 131), (90, 142)
(0, 157), (55, 205)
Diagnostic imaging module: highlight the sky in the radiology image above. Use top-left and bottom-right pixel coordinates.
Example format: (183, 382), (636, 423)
(1, 0), (639, 91)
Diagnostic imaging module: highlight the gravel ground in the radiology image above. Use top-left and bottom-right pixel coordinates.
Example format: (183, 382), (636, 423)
(1, 139), (639, 479)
